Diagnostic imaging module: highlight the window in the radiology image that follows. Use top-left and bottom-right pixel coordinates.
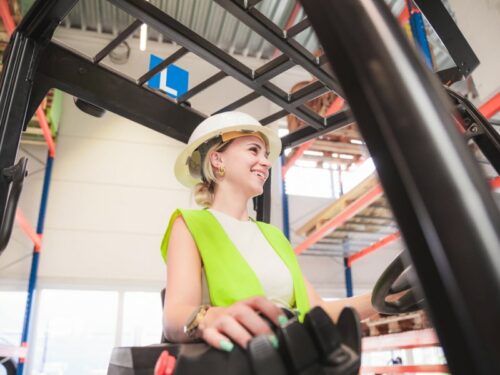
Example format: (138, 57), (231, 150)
(30, 289), (118, 375)
(0, 291), (27, 346)
(285, 166), (335, 198)
(22, 288), (164, 374)
(121, 292), (163, 346)
(362, 349), (408, 367)
(362, 347), (446, 369)
(340, 158), (376, 193)
(412, 346), (446, 365)
(284, 158), (376, 199)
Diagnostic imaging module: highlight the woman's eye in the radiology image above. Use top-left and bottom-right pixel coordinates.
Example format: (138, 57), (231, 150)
(249, 147), (258, 153)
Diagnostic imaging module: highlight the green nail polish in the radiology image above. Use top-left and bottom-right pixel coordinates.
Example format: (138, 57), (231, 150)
(268, 335), (279, 349)
(278, 315), (288, 326)
(220, 340), (234, 352)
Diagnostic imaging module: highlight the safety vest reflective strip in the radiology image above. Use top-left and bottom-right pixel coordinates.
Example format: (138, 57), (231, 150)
(161, 209), (310, 321)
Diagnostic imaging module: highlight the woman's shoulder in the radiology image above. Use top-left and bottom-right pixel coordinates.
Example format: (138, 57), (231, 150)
(167, 208), (208, 221)
(166, 208), (216, 234)
(169, 207), (205, 215)
(161, 208), (205, 261)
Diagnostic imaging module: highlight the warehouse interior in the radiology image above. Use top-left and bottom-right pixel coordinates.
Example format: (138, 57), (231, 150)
(0, 0), (499, 374)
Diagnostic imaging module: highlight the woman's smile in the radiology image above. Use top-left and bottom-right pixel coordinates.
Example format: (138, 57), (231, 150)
(251, 168), (268, 182)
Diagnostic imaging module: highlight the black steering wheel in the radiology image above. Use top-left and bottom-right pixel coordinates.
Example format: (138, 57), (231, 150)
(371, 251), (425, 315)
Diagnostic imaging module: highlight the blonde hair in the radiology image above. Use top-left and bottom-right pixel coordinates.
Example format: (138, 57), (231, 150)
(193, 140), (232, 207)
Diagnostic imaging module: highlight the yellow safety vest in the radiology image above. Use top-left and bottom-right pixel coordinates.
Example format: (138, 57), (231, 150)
(161, 209), (310, 321)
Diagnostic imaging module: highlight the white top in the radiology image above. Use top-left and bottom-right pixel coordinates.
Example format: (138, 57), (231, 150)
(199, 208), (294, 308)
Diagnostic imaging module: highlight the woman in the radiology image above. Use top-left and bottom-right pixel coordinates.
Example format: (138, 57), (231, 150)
(161, 112), (375, 352)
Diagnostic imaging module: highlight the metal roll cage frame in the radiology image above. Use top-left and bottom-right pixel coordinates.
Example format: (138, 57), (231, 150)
(0, 0), (499, 374)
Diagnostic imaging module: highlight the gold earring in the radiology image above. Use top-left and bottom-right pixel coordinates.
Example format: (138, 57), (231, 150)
(218, 165), (225, 177)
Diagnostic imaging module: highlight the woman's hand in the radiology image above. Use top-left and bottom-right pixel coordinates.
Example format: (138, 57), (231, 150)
(199, 296), (287, 351)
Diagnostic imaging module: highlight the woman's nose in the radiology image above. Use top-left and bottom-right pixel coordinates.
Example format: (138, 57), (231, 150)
(260, 156), (272, 169)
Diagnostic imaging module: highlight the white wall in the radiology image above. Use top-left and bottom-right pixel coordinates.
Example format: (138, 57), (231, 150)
(37, 99), (187, 286)
(447, 0), (500, 103)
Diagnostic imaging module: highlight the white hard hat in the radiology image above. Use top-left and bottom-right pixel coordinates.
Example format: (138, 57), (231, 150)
(175, 111), (282, 188)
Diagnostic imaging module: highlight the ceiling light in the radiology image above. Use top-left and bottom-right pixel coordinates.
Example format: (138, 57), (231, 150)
(339, 154), (355, 159)
(304, 150), (323, 157)
(140, 23), (148, 51)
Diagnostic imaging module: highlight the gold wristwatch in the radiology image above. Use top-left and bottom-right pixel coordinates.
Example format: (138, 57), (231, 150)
(183, 304), (210, 339)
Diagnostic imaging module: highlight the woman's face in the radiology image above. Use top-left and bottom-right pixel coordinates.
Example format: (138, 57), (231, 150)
(212, 135), (272, 197)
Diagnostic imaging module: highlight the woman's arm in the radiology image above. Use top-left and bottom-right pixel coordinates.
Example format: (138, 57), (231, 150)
(304, 278), (378, 321)
(163, 216), (204, 342)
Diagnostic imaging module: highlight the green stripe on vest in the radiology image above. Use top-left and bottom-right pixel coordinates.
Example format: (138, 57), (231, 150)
(161, 209), (310, 321)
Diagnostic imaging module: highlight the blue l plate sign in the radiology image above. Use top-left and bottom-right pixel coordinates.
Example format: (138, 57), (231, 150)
(148, 54), (189, 99)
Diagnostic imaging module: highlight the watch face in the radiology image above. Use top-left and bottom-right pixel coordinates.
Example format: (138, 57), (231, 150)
(184, 305), (207, 338)
(184, 308), (200, 328)
(185, 308), (200, 330)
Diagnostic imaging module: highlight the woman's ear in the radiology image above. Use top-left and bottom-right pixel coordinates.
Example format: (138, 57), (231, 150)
(209, 150), (222, 168)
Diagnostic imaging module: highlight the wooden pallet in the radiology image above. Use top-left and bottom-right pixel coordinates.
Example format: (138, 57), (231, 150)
(362, 310), (432, 337)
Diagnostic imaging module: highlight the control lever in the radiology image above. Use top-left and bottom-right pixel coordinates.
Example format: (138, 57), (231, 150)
(303, 307), (361, 375)
(248, 335), (287, 375)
